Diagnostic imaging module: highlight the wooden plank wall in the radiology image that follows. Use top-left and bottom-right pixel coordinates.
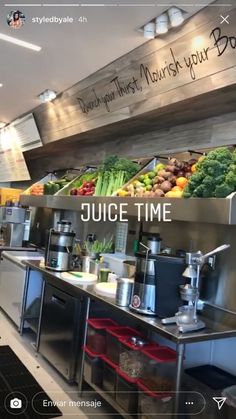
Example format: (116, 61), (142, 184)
(22, 0), (236, 180)
(25, 107), (236, 180)
(32, 0), (236, 145)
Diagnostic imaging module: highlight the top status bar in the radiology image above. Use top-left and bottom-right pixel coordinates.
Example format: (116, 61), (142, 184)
(3, 3), (233, 7)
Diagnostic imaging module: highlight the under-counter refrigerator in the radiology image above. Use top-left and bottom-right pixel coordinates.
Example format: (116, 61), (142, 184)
(0, 250), (44, 328)
(39, 282), (86, 382)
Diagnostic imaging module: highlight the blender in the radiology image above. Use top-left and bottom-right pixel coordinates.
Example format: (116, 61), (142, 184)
(161, 244), (230, 333)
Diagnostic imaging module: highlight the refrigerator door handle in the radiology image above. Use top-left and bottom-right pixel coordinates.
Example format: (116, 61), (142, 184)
(51, 295), (66, 308)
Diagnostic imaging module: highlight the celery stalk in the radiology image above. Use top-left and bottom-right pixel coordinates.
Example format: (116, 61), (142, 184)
(95, 174), (103, 196)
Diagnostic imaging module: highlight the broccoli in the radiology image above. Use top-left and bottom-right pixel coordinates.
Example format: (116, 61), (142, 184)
(198, 159), (227, 177)
(215, 183), (234, 198)
(215, 175), (226, 185)
(232, 150), (236, 163)
(200, 176), (216, 197)
(192, 185), (205, 197)
(229, 164), (236, 173)
(206, 147), (233, 164)
(225, 171), (236, 188)
(182, 190), (192, 198)
(187, 172), (204, 190)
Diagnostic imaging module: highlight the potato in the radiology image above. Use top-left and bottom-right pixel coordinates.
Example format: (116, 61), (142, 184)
(160, 181), (172, 193)
(154, 189), (165, 197)
(170, 158), (185, 169)
(165, 165), (178, 174)
(168, 175), (177, 185)
(153, 184), (160, 191)
(158, 170), (172, 180)
(154, 176), (165, 184)
(185, 172), (192, 179)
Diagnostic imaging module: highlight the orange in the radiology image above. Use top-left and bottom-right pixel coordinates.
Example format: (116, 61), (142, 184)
(176, 177), (188, 189)
(191, 164), (197, 173)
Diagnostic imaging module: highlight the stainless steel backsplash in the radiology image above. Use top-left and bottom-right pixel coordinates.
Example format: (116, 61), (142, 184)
(143, 220), (236, 314)
(30, 207), (236, 314)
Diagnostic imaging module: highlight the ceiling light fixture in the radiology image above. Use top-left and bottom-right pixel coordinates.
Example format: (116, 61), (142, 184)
(143, 22), (155, 39)
(38, 89), (57, 103)
(155, 13), (169, 35)
(0, 122), (6, 129)
(0, 83), (3, 87)
(0, 33), (41, 52)
(168, 7), (184, 28)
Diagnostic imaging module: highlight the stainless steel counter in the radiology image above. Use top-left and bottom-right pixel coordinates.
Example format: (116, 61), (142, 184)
(24, 260), (236, 345)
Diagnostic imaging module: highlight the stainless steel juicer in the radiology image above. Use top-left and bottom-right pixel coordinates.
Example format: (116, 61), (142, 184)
(161, 244), (231, 333)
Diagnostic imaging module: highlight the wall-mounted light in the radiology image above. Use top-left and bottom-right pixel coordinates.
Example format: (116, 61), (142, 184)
(155, 13), (169, 35)
(38, 89), (57, 103)
(143, 22), (155, 39)
(168, 7), (184, 27)
(0, 83), (3, 87)
(0, 122), (6, 129)
(139, 6), (185, 40)
(0, 33), (41, 51)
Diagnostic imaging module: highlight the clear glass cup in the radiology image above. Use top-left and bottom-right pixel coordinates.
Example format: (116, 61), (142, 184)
(175, 306), (195, 325)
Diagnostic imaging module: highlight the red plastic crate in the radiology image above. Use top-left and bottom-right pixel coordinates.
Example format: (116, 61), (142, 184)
(86, 318), (118, 355)
(119, 338), (158, 379)
(106, 326), (143, 365)
(141, 346), (177, 362)
(139, 346), (177, 393)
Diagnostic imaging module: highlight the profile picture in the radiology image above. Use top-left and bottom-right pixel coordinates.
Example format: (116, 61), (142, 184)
(7, 10), (25, 29)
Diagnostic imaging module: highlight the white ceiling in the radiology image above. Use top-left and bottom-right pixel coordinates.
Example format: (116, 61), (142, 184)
(0, 0), (212, 123)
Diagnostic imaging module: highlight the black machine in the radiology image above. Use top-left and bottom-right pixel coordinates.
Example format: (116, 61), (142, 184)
(130, 242), (186, 317)
(154, 254), (186, 318)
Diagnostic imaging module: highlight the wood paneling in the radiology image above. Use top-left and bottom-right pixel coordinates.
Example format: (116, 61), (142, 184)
(25, 104), (236, 180)
(31, 0), (236, 145)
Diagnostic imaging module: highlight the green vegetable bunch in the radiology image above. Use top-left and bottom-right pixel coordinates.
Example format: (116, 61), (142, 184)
(73, 172), (97, 189)
(183, 147), (236, 198)
(84, 236), (113, 255)
(95, 155), (139, 196)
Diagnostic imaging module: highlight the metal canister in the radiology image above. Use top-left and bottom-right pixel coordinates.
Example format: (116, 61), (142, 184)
(115, 278), (134, 307)
(82, 255), (92, 273)
(147, 236), (162, 255)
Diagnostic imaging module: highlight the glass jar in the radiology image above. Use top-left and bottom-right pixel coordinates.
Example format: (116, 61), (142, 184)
(106, 326), (143, 365)
(119, 336), (153, 379)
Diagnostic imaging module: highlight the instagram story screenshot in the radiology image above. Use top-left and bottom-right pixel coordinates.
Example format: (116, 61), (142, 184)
(0, 0), (236, 418)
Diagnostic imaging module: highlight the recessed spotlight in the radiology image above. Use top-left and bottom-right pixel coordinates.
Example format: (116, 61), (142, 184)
(143, 22), (155, 39)
(155, 13), (169, 35)
(38, 89), (57, 103)
(0, 33), (41, 51)
(168, 7), (184, 28)
(0, 122), (6, 129)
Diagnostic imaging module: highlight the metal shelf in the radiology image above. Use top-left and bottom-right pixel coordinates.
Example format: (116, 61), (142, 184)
(20, 193), (236, 224)
(83, 379), (135, 419)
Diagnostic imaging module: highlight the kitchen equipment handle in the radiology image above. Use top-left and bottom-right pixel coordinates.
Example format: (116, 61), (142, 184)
(203, 244), (230, 260)
(51, 295), (66, 307)
(161, 316), (176, 325)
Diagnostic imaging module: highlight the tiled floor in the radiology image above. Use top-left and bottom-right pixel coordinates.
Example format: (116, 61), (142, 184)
(0, 310), (122, 419)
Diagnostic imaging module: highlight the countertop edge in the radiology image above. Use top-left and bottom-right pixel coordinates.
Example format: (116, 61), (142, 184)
(24, 260), (236, 345)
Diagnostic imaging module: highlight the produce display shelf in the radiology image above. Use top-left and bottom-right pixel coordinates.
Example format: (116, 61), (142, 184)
(20, 193), (236, 225)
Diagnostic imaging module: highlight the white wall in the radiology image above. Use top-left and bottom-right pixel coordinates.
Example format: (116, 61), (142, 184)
(211, 337), (236, 375)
